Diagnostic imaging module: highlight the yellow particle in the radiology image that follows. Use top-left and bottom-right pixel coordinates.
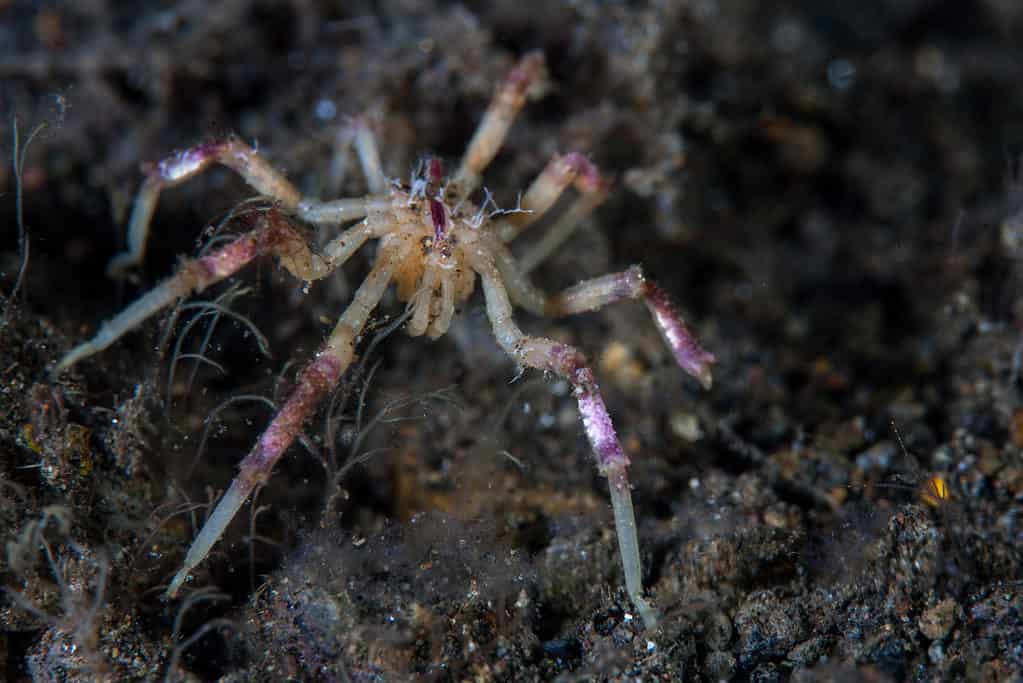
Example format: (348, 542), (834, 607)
(21, 423), (42, 453)
(919, 474), (950, 508)
(599, 341), (644, 387)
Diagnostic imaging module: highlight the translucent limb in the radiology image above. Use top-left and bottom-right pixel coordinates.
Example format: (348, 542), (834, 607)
(497, 152), (606, 244)
(110, 119), (392, 276)
(471, 253), (659, 628)
(453, 52), (547, 198)
(605, 466), (657, 628)
(486, 243), (716, 389)
(327, 122), (359, 195)
(296, 133), (393, 251)
(108, 138), (303, 276)
(55, 213), (377, 375)
(295, 196), (390, 226)
(327, 116), (389, 196)
(58, 223), (274, 374)
(516, 177), (611, 274)
(166, 247), (400, 598)
(553, 268), (716, 389)
(406, 256), (459, 340)
(352, 117), (388, 195)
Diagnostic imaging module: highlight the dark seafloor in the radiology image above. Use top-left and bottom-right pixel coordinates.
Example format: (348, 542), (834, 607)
(1, 1), (1022, 681)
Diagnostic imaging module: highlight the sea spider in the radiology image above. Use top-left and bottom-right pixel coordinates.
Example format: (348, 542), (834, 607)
(54, 52), (715, 627)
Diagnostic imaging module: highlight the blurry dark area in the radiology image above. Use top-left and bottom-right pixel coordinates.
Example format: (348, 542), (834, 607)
(2, 1), (1023, 680)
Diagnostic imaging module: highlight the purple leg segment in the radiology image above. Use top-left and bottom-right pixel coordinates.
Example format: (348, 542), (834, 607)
(502, 261), (716, 390)
(238, 354), (342, 489)
(640, 279), (716, 390)
(110, 138), (303, 276)
(56, 213), (308, 375)
(545, 343), (629, 472)
(165, 354), (342, 597)
(166, 246), (399, 597)
(474, 258), (662, 626)
(521, 339), (658, 626)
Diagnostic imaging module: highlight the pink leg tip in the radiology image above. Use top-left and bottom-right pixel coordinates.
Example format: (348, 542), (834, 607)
(643, 281), (716, 390)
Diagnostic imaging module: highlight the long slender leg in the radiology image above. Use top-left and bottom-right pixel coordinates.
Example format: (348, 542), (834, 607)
(452, 52), (547, 199)
(486, 239), (715, 388)
(295, 196), (391, 226)
(326, 115), (390, 195)
(327, 122), (358, 195)
(516, 174), (611, 273)
(60, 221), (274, 373)
(56, 213), (378, 374)
(471, 253), (659, 628)
(166, 247), (399, 597)
(553, 267), (716, 389)
(352, 117), (389, 195)
(109, 138), (304, 276)
(496, 152), (606, 243)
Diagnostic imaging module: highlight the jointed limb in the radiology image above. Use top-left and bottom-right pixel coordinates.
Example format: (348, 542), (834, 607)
(496, 152), (608, 244)
(328, 116), (390, 197)
(109, 138), (304, 276)
(166, 246), (400, 597)
(59, 221), (276, 373)
(471, 253), (658, 627)
(109, 127), (393, 277)
(582, 270), (716, 389)
(406, 267), (440, 338)
(430, 273), (456, 339)
(295, 196), (390, 226)
(453, 52), (547, 198)
(516, 176), (611, 273)
(487, 239), (716, 388)
(56, 212), (376, 375)
(352, 117), (389, 195)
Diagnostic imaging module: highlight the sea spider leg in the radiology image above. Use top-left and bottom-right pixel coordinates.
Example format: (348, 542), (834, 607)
(326, 115), (390, 197)
(497, 153), (613, 274)
(108, 136), (388, 276)
(166, 245), (401, 597)
(351, 116), (389, 195)
(471, 253), (660, 628)
(109, 138), (303, 276)
(549, 267), (716, 388)
(54, 212), (382, 374)
(496, 152), (607, 244)
(516, 172), (612, 274)
(452, 51), (547, 199)
(485, 240), (716, 388)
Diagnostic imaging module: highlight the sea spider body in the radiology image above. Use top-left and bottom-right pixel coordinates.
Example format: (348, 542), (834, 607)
(55, 52), (715, 628)
(383, 162), (479, 339)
